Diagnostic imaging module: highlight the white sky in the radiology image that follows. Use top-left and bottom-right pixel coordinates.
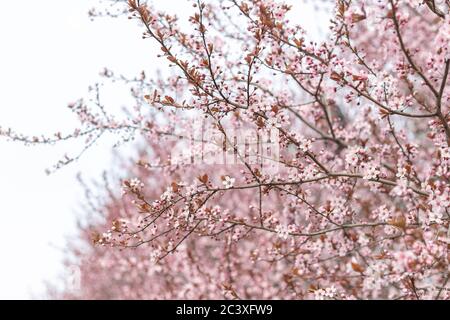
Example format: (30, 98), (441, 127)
(0, 0), (328, 299)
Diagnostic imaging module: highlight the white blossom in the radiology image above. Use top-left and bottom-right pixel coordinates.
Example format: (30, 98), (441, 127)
(275, 224), (290, 240)
(222, 176), (235, 189)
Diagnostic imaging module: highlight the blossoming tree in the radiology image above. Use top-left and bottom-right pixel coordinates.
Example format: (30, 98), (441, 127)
(3, 0), (450, 299)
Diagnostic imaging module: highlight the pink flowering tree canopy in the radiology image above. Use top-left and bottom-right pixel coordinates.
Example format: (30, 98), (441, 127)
(2, 0), (450, 299)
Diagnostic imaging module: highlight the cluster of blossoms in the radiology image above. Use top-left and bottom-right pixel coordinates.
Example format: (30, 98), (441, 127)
(313, 286), (338, 300)
(4, 0), (449, 300)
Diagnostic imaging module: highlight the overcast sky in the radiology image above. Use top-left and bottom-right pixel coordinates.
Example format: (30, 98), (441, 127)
(0, 0), (328, 299)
